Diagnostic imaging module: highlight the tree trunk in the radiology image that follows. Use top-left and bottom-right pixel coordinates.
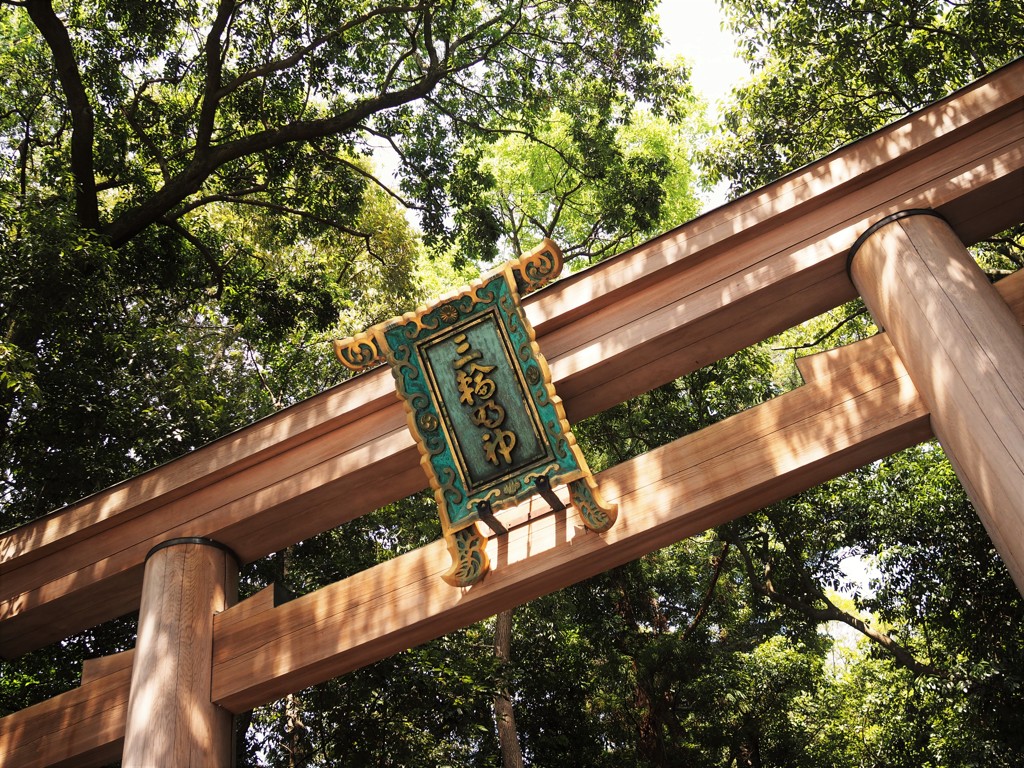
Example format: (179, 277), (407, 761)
(284, 693), (307, 768)
(25, 0), (99, 230)
(733, 726), (762, 768)
(610, 567), (671, 766)
(493, 609), (525, 768)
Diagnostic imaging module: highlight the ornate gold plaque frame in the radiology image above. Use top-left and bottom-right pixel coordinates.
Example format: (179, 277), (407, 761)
(335, 240), (616, 586)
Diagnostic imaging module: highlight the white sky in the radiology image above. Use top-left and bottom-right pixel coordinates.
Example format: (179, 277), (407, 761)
(657, 0), (749, 117)
(657, 1), (749, 209)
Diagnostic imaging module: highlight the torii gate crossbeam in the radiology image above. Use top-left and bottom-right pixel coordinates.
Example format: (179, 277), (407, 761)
(1, 59), (1023, 768)
(2, 271), (1022, 766)
(2, 59), (1020, 659)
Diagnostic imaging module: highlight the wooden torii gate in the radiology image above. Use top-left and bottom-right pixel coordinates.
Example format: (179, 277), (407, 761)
(1, 60), (1022, 766)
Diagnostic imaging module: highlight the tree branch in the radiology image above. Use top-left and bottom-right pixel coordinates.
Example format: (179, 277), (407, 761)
(379, 22), (422, 95)
(105, 64), (448, 247)
(210, 195), (372, 240)
(218, 4), (422, 101)
(102, 2), (529, 248)
(328, 150), (425, 210)
(25, 0), (99, 229)
(174, 192), (386, 264)
(245, 339), (283, 411)
(122, 107), (171, 184)
(730, 536), (946, 679)
(424, 92), (594, 178)
(680, 541), (730, 642)
(196, 0), (235, 151)
(157, 218), (225, 298)
(18, 121), (30, 205)
(771, 307), (868, 353)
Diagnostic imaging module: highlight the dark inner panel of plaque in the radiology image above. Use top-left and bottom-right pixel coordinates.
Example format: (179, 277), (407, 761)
(422, 312), (550, 491)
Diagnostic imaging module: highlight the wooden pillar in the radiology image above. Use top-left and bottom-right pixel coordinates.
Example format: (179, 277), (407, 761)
(849, 210), (1024, 591)
(123, 538), (239, 766)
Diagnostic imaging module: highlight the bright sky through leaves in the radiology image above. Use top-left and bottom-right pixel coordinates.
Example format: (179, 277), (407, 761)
(658, 0), (749, 211)
(658, 0), (748, 116)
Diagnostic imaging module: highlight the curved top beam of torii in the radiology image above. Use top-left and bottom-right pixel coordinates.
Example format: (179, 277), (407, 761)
(1, 57), (1023, 660)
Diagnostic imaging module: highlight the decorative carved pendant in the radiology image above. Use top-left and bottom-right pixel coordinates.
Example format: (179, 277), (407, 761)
(335, 240), (616, 586)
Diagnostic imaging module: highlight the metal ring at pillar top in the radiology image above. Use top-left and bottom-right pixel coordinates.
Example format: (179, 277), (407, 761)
(145, 536), (242, 569)
(846, 208), (949, 282)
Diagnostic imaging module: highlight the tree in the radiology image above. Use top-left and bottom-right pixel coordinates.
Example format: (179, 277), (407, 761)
(703, 0), (1024, 199)
(1, 0), (675, 519)
(247, 1), (1024, 759)
(235, 344), (785, 768)
(465, 104), (701, 265)
(230, 73), (708, 767)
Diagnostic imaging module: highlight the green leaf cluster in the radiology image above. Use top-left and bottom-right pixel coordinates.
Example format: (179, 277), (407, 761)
(704, 0), (1024, 195)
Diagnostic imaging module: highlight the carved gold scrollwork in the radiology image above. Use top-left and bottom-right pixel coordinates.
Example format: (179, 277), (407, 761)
(568, 476), (618, 533)
(511, 239), (565, 295)
(442, 524), (490, 587)
(333, 332), (384, 372)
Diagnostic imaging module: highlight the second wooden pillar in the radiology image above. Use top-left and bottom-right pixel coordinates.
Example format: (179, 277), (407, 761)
(849, 211), (1024, 592)
(123, 537), (239, 766)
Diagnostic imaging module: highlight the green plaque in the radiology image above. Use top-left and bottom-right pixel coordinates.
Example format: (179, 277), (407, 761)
(335, 240), (616, 585)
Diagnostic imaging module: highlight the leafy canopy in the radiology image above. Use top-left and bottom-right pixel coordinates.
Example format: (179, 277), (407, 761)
(703, 0), (1024, 195)
(0, 0), (680, 521)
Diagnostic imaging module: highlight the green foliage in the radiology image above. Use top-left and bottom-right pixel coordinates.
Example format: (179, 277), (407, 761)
(468, 105), (702, 266)
(0, 184), (424, 522)
(575, 344), (778, 472)
(3, 1), (1023, 766)
(0, 614), (138, 718)
(1, 0), (675, 521)
(716, 440), (1024, 767)
(704, 0), (1024, 195)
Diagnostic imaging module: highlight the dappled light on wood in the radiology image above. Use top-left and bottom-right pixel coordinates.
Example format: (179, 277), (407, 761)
(122, 542), (236, 766)
(851, 214), (1024, 589)
(0, 650), (131, 767)
(208, 323), (934, 713)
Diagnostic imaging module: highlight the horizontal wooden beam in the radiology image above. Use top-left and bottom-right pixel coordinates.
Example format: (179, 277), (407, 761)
(0, 650), (132, 768)
(2, 60), (1022, 658)
(4, 270), (1021, 763)
(1, 339), (921, 765)
(209, 321), (933, 713)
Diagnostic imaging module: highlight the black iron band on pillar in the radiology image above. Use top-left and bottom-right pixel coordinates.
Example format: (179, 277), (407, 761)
(845, 209), (949, 333)
(846, 208), (948, 281)
(145, 536), (242, 570)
